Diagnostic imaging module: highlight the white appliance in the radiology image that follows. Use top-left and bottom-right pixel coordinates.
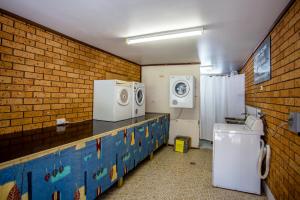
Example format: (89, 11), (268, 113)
(212, 115), (264, 194)
(132, 82), (145, 117)
(169, 75), (195, 108)
(93, 80), (132, 121)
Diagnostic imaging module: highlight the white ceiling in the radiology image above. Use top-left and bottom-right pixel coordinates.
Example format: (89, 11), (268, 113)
(1, 0), (290, 73)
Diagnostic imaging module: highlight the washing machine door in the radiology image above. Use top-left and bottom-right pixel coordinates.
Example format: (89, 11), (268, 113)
(135, 87), (144, 106)
(173, 80), (190, 98)
(118, 88), (130, 106)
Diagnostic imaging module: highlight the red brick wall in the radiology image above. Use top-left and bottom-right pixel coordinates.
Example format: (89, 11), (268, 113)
(0, 12), (141, 135)
(240, 1), (300, 199)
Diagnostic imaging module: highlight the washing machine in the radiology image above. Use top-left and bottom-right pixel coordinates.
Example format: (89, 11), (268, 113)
(213, 115), (264, 194)
(169, 75), (195, 108)
(132, 82), (145, 117)
(93, 80), (132, 121)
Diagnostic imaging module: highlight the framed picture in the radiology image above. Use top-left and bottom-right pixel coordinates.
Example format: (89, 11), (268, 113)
(254, 36), (271, 84)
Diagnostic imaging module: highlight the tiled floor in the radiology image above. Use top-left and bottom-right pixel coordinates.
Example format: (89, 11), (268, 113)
(101, 146), (266, 200)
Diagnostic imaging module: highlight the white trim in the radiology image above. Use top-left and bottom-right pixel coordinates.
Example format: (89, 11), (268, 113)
(263, 181), (276, 200)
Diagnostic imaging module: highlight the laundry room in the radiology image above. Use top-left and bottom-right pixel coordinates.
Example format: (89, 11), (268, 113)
(0, 0), (299, 200)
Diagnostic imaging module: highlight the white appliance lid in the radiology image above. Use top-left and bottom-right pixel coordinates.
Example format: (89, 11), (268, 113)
(213, 123), (263, 135)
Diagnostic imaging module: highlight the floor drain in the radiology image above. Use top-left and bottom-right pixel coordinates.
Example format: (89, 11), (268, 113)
(190, 162), (196, 165)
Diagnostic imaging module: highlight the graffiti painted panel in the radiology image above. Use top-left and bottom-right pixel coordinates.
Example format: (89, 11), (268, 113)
(0, 114), (170, 200)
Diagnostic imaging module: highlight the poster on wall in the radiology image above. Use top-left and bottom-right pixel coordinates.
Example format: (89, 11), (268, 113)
(254, 36), (271, 84)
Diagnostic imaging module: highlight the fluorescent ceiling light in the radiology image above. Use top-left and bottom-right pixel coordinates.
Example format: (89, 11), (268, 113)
(126, 26), (204, 44)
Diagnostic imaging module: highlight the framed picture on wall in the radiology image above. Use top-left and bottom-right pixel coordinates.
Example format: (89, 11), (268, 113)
(254, 36), (271, 84)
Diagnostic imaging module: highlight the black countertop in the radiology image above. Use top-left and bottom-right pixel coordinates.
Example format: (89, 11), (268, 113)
(0, 113), (168, 164)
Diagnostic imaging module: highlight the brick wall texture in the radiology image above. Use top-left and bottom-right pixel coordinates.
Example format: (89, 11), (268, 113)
(0, 12), (141, 135)
(240, 1), (300, 199)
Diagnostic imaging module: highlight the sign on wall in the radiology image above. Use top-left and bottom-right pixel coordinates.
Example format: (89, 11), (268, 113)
(254, 36), (271, 84)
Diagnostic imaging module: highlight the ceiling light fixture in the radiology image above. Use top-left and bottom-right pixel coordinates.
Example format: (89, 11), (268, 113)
(126, 26), (204, 44)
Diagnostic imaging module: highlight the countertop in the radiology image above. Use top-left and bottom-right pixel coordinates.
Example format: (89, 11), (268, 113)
(0, 113), (168, 164)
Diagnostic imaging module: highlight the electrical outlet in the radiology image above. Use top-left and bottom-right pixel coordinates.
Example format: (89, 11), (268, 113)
(288, 112), (300, 135)
(56, 118), (66, 126)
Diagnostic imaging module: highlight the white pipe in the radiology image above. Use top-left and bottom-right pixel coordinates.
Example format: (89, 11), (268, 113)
(258, 139), (271, 179)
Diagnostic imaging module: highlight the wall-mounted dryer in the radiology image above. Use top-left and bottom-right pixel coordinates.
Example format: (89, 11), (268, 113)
(132, 82), (145, 117)
(169, 75), (195, 108)
(93, 80), (132, 121)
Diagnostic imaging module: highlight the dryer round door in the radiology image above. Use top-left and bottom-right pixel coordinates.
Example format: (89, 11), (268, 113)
(135, 88), (144, 106)
(118, 88), (129, 106)
(173, 80), (190, 98)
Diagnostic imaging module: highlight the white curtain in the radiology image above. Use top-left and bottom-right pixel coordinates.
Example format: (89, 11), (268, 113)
(200, 76), (228, 141)
(200, 74), (245, 141)
(226, 74), (245, 118)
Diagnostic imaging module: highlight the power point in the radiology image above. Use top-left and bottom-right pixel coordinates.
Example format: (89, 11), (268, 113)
(288, 112), (300, 135)
(56, 118), (66, 126)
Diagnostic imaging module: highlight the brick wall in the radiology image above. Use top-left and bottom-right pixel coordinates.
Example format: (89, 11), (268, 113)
(0, 12), (141, 135)
(240, 1), (300, 199)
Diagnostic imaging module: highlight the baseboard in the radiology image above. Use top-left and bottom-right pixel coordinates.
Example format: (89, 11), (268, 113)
(263, 181), (276, 200)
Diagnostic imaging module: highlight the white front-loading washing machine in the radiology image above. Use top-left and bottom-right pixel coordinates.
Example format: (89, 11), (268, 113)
(93, 80), (132, 121)
(169, 75), (195, 108)
(131, 82), (145, 117)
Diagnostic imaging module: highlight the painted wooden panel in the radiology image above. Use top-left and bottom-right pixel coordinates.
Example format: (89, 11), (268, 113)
(116, 128), (135, 178)
(0, 115), (169, 200)
(0, 164), (24, 200)
(134, 123), (146, 164)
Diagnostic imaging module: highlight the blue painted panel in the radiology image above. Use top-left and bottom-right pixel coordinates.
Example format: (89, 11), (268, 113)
(0, 115), (170, 200)
(22, 147), (82, 199)
(160, 117), (166, 144)
(115, 130), (125, 178)
(157, 118), (164, 147)
(124, 127), (136, 172)
(0, 164), (24, 199)
(144, 124), (152, 156)
(83, 136), (116, 199)
(53, 147), (82, 199)
(134, 126), (142, 164)
(82, 140), (98, 200)
(148, 120), (157, 152)
(162, 116), (170, 144)
(101, 135), (118, 191)
(150, 119), (162, 151)
(23, 153), (56, 199)
(125, 127), (138, 168)
(134, 123), (149, 163)
(115, 129), (134, 178)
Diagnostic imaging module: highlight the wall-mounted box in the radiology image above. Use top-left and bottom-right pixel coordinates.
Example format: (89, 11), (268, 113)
(288, 112), (300, 135)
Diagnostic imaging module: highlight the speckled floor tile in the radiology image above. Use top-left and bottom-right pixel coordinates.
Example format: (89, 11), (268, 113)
(100, 146), (266, 200)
